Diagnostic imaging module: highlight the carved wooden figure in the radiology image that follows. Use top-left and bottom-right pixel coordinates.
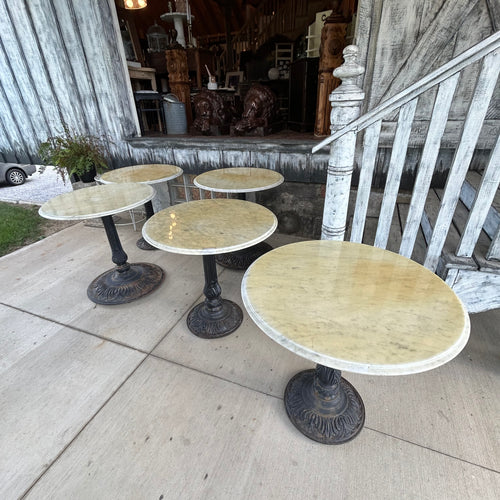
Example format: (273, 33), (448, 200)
(166, 48), (193, 125)
(233, 84), (278, 135)
(192, 89), (233, 135)
(314, 1), (350, 137)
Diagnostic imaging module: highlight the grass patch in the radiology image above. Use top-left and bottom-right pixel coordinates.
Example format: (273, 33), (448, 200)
(0, 202), (44, 257)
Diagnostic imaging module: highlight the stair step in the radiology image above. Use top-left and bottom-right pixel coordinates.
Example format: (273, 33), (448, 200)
(421, 189), (477, 278)
(460, 171), (500, 240)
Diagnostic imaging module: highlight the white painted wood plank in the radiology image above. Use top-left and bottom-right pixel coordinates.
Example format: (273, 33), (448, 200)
(72, 0), (138, 141)
(421, 189), (477, 279)
(50, 0), (102, 134)
(378, 119), (499, 149)
(464, 170), (500, 212)
(374, 99), (417, 248)
(4, 1), (63, 144)
(0, 2), (49, 146)
(460, 171), (500, 241)
(27, 0), (85, 132)
(367, 0), (425, 107)
(486, 0), (500, 31)
(400, 75), (459, 258)
(0, 83), (31, 162)
(381, 0), (478, 104)
(424, 50), (500, 271)
(398, 202), (427, 265)
(487, 226), (500, 260)
(449, 268), (500, 313)
(444, 192), (499, 275)
(457, 135), (500, 256)
(351, 120), (382, 242)
(313, 31), (500, 153)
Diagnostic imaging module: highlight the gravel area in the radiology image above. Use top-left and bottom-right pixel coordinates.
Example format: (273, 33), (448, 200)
(0, 165), (73, 205)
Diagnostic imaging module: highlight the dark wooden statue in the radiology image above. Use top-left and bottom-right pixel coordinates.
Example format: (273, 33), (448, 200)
(232, 84), (278, 135)
(192, 89), (233, 135)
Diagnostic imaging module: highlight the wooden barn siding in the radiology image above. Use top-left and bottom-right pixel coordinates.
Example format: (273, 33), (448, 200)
(355, 0), (499, 135)
(0, 0), (495, 185)
(0, 0), (137, 165)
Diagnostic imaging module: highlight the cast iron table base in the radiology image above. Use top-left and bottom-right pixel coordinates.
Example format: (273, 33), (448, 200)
(87, 215), (164, 305)
(284, 364), (365, 444)
(187, 254), (243, 338)
(215, 241), (273, 270)
(136, 200), (157, 251)
(215, 193), (272, 270)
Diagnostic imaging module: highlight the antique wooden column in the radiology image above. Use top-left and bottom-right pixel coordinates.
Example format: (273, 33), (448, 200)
(314, 2), (350, 137)
(166, 48), (193, 125)
(321, 45), (365, 241)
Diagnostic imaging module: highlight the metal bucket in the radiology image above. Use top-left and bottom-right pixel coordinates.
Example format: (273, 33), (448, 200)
(163, 97), (187, 135)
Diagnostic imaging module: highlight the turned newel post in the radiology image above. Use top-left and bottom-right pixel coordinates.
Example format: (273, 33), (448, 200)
(321, 45), (365, 241)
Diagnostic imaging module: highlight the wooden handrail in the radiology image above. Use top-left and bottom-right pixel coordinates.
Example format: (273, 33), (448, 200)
(312, 30), (500, 153)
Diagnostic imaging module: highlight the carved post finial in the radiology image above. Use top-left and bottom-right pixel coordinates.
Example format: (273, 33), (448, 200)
(332, 45), (365, 94)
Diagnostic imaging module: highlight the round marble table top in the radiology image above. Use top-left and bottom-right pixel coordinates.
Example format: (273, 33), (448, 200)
(194, 167), (284, 193)
(142, 198), (278, 255)
(241, 240), (470, 376)
(39, 183), (155, 221)
(100, 164), (183, 185)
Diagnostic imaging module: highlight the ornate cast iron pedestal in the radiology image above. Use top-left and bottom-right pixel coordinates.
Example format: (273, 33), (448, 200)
(284, 364), (365, 444)
(136, 200), (157, 251)
(87, 215), (164, 305)
(215, 241), (272, 270)
(215, 194), (272, 270)
(187, 255), (243, 338)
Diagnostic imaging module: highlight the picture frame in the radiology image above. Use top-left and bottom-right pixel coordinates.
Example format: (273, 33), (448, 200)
(225, 71), (244, 90)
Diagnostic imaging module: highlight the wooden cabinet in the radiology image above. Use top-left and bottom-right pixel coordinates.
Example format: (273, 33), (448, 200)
(288, 58), (319, 132)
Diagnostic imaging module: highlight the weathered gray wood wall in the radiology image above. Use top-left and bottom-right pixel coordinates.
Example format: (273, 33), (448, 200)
(0, 0), (138, 165)
(0, 0), (497, 184)
(354, 0), (499, 148)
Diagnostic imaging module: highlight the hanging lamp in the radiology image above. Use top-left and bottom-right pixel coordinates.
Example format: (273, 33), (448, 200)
(124, 0), (147, 9)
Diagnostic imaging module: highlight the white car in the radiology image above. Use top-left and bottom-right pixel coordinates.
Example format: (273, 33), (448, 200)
(0, 163), (37, 185)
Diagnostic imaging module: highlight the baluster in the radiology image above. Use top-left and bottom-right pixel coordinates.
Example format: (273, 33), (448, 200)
(321, 45), (365, 241)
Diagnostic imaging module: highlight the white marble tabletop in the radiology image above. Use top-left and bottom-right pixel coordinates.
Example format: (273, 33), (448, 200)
(39, 183), (155, 221)
(99, 164), (183, 185)
(142, 198), (278, 255)
(194, 167), (284, 193)
(242, 240), (470, 376)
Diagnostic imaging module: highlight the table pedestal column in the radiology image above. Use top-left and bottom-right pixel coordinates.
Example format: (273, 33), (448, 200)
(215, 193), (272, 270)
(87, 215), (164, 305)
(284, 364), (365, 444)
(187, 255), (243, 338)
(136, 200), (157, 251)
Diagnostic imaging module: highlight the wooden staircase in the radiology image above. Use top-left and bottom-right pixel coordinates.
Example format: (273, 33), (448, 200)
(232, 0), (332, 55)
(313, 32), (500, 314)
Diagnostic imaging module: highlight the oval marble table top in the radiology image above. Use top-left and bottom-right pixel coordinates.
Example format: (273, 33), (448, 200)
(142, 198), (278, 255)
(39, 183), (154, 221)
(194, 167), (284, 193)
(100, 164), (183, 185)
(241, 240), (470, 376)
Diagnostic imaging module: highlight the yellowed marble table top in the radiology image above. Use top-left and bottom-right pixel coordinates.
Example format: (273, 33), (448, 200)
(142, 199), (278, 255)
(39, 183), (154, 220)
(194, 167), (284, 193)
(242, 240), (470, 375)
(100, 164), (183, 184)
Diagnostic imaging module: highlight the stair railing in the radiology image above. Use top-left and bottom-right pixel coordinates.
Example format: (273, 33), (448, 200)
(313, 31), (500, 274)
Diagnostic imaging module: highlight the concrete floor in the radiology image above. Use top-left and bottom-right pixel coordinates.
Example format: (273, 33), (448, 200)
(0, 221), (499, 499)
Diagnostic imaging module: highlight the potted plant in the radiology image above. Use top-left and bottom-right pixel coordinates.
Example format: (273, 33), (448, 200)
(37, 125), (109, 184)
